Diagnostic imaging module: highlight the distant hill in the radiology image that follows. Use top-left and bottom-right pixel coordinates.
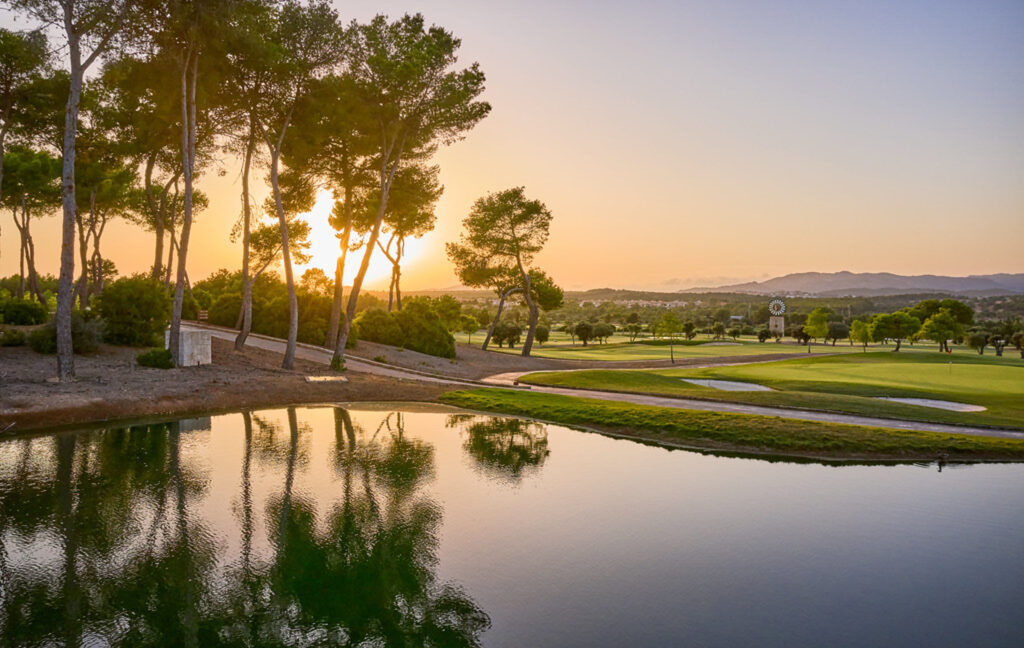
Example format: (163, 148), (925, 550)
(682, 272), (1024, 296)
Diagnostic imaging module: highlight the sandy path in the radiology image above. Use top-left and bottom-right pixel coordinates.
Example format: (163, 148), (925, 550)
(186, 323), (483, 387)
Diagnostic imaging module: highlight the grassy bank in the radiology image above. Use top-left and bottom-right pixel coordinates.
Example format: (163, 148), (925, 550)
(438, 388), (1024, 462)
(520, 352), (1024, 430)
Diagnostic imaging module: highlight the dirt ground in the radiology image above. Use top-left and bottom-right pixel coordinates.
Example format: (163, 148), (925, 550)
(0, 338), (448, 434)
(1, 329), (809, 435)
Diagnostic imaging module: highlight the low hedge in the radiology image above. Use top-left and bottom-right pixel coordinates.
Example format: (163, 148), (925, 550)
(355, 302), (456, 359)
(137, 348), (174, 369)
(0, 328), (26, 347)
(97, 276), (171, 346)
(28, 313), (103, 354)
(1, 298), (48, 325)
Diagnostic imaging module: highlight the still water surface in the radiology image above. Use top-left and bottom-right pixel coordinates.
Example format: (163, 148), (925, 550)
(1, 404), (1022, 647)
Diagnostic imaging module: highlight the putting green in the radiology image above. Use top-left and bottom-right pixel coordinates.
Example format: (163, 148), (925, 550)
(685, 355), (1024, 397)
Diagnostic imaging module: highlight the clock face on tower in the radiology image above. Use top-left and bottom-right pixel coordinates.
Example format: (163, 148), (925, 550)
(768, 298), (786, 316)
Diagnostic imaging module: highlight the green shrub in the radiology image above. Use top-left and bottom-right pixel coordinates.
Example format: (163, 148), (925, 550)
(72, 313), (104, 353)
(209, 292), (242, 327)
(28, 313), (103, 354)
(254, 296), (289, 339)
(353, 304), (455, 358)
(296, 291), (332, 345)
(137, 348), (174, 369)
(593, 322), (616, 343)
(394, 301), (456, 359)
(28, 327), (56, 353)
(492, 320), (522, 348)
(181, 290), (200, 321)
(2, 298), (48, 325)
(298, 315), (327, 346)
(535, 324), (549, 344)
(192, 287), (214, 310)
(97, 276), (171, 346)
(0, 328), (26, 347)
(355, 308), (405, 347)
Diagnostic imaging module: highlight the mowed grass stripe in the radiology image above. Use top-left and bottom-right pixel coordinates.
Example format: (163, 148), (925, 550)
(439, 389), (1024, 461)
(521, 352), (1024, 430)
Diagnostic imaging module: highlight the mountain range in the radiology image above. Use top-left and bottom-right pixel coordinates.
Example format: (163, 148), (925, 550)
(681, 272), (1024, 297)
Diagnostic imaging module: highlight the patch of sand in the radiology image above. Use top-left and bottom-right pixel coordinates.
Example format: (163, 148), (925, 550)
(681, 378), (773, 392)
(877, 397), (986, 413)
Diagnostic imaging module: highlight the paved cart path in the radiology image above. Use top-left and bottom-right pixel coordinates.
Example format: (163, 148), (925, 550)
(187, 323), (482, 387)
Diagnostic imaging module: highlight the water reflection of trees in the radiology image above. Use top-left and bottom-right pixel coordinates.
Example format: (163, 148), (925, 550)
(0, 423), (213, 645)
(0, 407), (489, 646)
(448, 415), (550, 484)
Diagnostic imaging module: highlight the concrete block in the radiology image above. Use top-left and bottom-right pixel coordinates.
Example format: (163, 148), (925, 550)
(165, 328), (212, 366)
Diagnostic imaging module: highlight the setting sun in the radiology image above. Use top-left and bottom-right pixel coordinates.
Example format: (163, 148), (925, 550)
(290, 189), (427, 290)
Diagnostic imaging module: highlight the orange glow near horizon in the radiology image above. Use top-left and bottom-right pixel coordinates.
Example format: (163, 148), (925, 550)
(1, 2), (1021, 291)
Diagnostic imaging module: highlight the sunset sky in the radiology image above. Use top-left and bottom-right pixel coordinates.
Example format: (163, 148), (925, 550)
(2, 0), (1022, 291)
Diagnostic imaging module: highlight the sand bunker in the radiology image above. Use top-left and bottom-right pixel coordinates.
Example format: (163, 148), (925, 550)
(682, 379), (773, 392)
(877, 397), (986, 413)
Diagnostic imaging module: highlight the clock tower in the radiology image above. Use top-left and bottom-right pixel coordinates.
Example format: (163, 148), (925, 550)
(768, 298), (786, 337)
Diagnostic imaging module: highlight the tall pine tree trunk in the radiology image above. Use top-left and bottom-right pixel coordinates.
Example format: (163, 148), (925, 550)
(380, 235), (398, 312)
(325, 147), (353, 349)
(394, 237), (403, 311)
(91, 216), (107, 297)
(522, 295), (539, 357)
(387, 266), (396, 311)
(165, 226), (176, 287)
(14, 205), (27, 298)
(74, 192), (94, 310)
(169, 51), (198, 366)
(331, 150), (406, 368)
(55, 44), (85, 381)
(19, 205), (45, 304)
(332, 213), (384, 368)
(517, 262), (538, 357)
(235, 127), (256, 350)
(144, 153), (164, 280)
(325, 240), (347, 348)
(481, 287), (519, 351)
(268, 142), (298, 369)
(17, 217), (25, 298)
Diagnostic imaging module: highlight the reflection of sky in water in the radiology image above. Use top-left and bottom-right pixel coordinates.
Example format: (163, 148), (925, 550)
(1, 406), (1022, 647)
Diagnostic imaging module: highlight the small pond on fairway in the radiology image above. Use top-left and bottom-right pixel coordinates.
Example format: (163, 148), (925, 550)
(1, 404), (1022, 647)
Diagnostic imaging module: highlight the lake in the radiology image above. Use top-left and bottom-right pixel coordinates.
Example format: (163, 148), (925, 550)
(1, 404), (1022, 647)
